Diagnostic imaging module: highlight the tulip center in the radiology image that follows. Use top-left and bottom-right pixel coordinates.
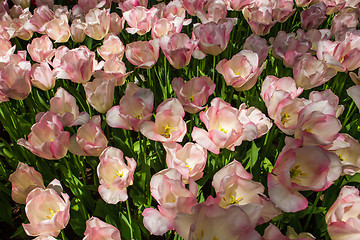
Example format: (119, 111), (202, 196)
(219, 126), (228, 134)
(281, 112), (290, 124)
(113, 169), (128, 179)
(189, 96), (194, 103)
(290, 165), (307, 183)
(339, 154), (347, 161)
(185, 164), (193, 173)
(134, 113), (143, 119)
(161, 124), (174, 138)
(46, 207), (59, 219)
(229, 195), (242, 205)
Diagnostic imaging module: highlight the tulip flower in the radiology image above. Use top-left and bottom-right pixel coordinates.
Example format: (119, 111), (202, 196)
(347, 85), (360, 111)
(123, 6), (156, 35)
(263, 224), (315, 240)
(191, 98), (244, 154)
(22, 182), (70, 237)
(332, 134), (360, 175)
(97, 147), (136, 204)
(174, 199), (262, 240)
(192, 18), (234, 56)
(31, 61), (56, 91)
(160, 33), (198, 69)
(54, 46), (98, 84)
(125, 40), (159, 68)
(109, 12), (124, 35)
(163, 142), (207, 182)
(301, 2), (327, 30)
(216, 49), (264, 91)
(140, 98), (186, 143)
(70, 18), (86, 43)
(196, 0), (227, 23)
(268, 137), (342, 212)
(27, 35), (54, 63)
(83, 78), (115, 114)
(142, 168), (198, 235)
(83, 217), (121, 240)
(44, 87), (90, 127)
(325, 185), (360, 240)
(8, 162), (45, 204)
(106, 82), (154, 131)
(85, 8), (110, 40)
(97, 35), (125, 61)
(242, 5), (276, 35)
(69, 116), (108, 157)
(243, 33), (270, 66)
(45, 17), (71, 43)
(17, 112), (70, 160)
(171, 76), (215, 114)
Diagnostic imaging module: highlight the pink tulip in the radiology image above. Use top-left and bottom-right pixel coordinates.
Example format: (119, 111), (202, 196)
(331, 9), (358, 39)
(22, 183), (70, 237)
(159, 33), (198, 69)
(54, 46), (98, 84)
(238, 103), (272, 141)
(125, 40), (159, 68)
(347, 85), (360, 111)
(94, 57), (131, 86)
(8, 162), (45, 204)
(97, 35), (125, 61)
(242, 5), (276, 35)
(0, 54), (31, 100)
(83, 217), (121, 240)
(295, 0), (313, 7)
(34, 236), (58, 240)
(270, 31), (310, 68)
(243, 33), (270, 66)
(191, 98), (244, 154)
(294, 100), (343, 146)
(171, 76), (215, 114)
(27, 35), (54, 63)
(301, 2), (327, 30)
(36, 0), (54, 9)
(260, 75), (303, 119)
(46, 87), (90, 127)
(293, 53), (337, 90)
(163, 142), (207, 182)
(69, 116), (108, 157)
(45, 17), (71, 43)
(175, 199), (262, 240)
(106, 82), (154, 131)
(17, 112), (70, 160)
(85, 8), (110, 40)
(212, 160), (280, 224)
(216, 49), (264, 91)
(0, 38), (16, 67)
(83, 78), (115, 114)
(318, 0), (345, 14)
(263, 224), (315, 240)
(268, 137), (342, 212)
(196, 0), (227, 23)
(97, 147), (136, 204)
(109, 12), (124, 35)
(118, 0), (148, 12)
(70, 18), (86, 43)
(181, 0), (205, 16)
(31, 61), (56, 91)
(192, 18), (234, 56)
(332, 134), (360, 175)
(140, 98), (187, 143)
(272, 0), (296, 23)
(11, 8), (33, 40)
(142, 168), (198, 235)
(123, 6), (156, 35)
(325, 185), (360, 240)
(27, 5), (54, 34)
(151, 17), (183, 39)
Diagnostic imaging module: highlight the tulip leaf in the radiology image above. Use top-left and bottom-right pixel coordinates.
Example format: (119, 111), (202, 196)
(244, 141), (260, 171)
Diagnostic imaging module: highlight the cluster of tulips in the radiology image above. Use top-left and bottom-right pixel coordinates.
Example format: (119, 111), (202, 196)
(2, 0), (360, 239)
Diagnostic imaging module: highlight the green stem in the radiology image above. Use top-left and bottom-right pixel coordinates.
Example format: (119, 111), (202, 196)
(126, 200), (134, 239)
(304, 191), (322, 230)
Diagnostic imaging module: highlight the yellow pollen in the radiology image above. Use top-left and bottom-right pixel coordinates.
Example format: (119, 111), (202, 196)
(161, 124), (174, 138)
(229, 195), (242, 205)
(219, 126), (228, 134)
(134, 113), (143, 119)
(339, 154), (347, 161)
(281, 112), (290, 124)
(290, 165), (307, 183)
(189, 96), (194, 103)
(46, 208), (57, 219)
(304, 128), (312, 133)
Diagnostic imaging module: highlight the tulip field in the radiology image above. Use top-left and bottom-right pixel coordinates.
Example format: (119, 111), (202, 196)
(2, 0), (360, 239)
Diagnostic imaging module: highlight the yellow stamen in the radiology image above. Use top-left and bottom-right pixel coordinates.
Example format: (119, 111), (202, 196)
(339, 154), (346, 161)
(229, 195), (242, 205)
(134, 113), (143, 119)
(219, 126), (228, 134)
(161, 124), (174, 138)
(290, 165), (307, 183)
(46, 208), (57, 219)
(281, 113), (290, 124)
(189, 96), (194, 103)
